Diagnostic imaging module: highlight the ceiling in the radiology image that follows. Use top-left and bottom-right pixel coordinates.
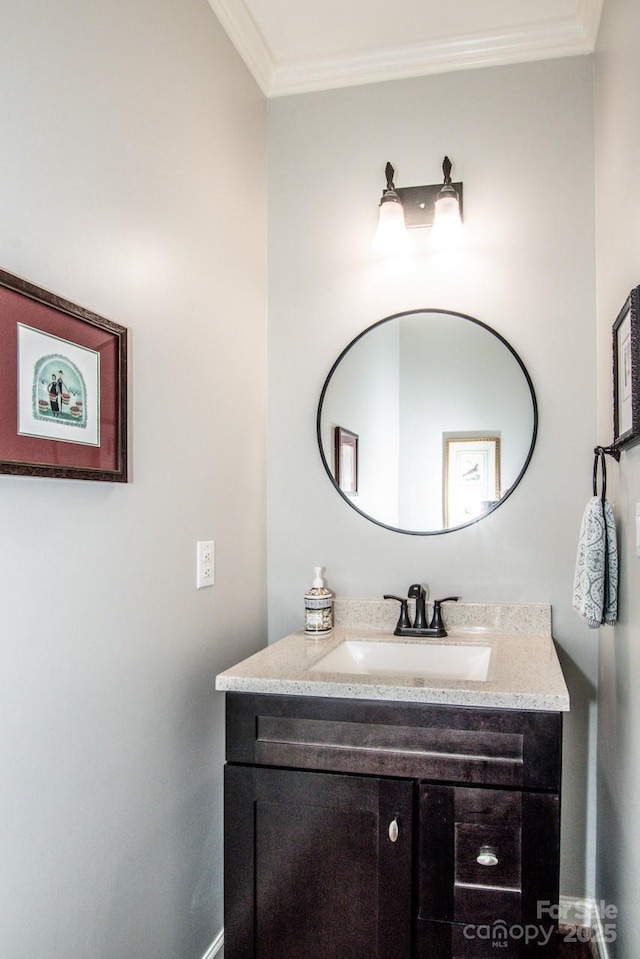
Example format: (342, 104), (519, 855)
(207, 0), (603, 97)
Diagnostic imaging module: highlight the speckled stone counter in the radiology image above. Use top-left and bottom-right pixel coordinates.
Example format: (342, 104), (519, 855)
(215, 602), (570, 712)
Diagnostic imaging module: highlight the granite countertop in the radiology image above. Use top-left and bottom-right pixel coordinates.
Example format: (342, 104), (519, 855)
(215, 602), (570, 712)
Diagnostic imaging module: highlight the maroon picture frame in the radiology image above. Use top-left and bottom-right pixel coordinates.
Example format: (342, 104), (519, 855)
(0, 268), (128, 482)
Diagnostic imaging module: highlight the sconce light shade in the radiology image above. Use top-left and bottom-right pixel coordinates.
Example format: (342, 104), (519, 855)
(430, 157), (465, 248)
(372, 162), (409, 254)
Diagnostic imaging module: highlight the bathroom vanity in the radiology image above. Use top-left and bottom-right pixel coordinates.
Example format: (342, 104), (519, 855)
(216, 602), (569, 959)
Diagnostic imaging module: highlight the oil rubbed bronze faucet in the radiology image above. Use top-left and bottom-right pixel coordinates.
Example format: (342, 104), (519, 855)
(384, 587), (459, 637)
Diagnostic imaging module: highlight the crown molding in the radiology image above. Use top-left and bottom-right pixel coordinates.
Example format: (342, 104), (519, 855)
(206, 0), (274, 96)
(208, 0), (602, 99)
(270, 19), (595, 97)
(578, 0), (605, 47)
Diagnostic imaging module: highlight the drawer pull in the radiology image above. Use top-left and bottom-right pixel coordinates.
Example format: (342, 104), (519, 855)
(476, 845), (499, 867)
(388, 816), (399, 843)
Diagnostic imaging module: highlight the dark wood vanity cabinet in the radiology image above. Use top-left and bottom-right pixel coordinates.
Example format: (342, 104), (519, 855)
(223, 693), (562, 959)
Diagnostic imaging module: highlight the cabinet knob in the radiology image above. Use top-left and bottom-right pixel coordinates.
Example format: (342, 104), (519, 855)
(476, 845), (499, 867)
(388, 816), (399, 843)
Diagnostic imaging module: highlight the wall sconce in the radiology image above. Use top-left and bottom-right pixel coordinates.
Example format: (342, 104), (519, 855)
(372, 156), (464, 254)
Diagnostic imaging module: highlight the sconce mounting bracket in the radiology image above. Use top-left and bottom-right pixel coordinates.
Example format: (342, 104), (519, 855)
(395, 181), (464, 228)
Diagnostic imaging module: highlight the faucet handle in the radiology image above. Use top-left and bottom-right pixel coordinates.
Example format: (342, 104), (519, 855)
(429, 596), (460, 636)
(383, 595), (412, 631)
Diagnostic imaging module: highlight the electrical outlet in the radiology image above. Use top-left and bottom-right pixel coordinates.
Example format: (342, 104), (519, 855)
(196, 540), (215, 589)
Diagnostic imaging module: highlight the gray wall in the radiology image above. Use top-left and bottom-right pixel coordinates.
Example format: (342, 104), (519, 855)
(267, 57), (598, 897)
(595, 0), (640, 954)
(0, 2), (267, 957)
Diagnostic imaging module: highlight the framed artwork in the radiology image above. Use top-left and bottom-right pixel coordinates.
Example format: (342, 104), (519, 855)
(444, 435), (500, 527)
(334, 426), (358, 494)
(613, 286), (640, 450)
(0, 268), (128, 481)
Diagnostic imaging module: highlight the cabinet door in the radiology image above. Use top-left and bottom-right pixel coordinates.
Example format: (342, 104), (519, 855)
(417, 784), (558, 958)
(225, 765), (412, 959)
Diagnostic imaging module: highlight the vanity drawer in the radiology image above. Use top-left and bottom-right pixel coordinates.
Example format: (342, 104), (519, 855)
(454, 791), (521, 899)
(225, 692), (562, 790)
(418, 783), (558, 949)
(419, 785), (522, 924)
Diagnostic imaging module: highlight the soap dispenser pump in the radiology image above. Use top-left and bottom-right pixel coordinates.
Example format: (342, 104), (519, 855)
(304, 567), (334, 636)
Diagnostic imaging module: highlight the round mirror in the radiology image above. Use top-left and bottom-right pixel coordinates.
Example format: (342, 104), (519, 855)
(317, 309), (537, 534)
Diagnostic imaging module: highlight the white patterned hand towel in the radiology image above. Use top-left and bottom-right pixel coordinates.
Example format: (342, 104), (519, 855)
(572, 496), (618, 627)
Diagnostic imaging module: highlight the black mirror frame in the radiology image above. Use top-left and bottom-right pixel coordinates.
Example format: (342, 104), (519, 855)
(316, 308), (538, 535)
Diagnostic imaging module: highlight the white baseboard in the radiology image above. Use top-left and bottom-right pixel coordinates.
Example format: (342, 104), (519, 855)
(560, 896), (611, 959)
(592, 903), (612, 959)
(200, 929), (223, 959)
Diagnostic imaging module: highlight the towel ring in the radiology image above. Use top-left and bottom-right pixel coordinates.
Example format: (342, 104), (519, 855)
(593, 445), (620, 500)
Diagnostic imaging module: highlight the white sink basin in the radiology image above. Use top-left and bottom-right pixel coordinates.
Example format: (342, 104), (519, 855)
(309, 639), (492, 681)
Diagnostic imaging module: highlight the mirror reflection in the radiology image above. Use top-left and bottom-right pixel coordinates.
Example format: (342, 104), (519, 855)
(317, 310), (537, 534)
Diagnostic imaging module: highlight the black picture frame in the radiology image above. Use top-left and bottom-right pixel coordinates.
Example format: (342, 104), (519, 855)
(613, 286), (640, 450)
(0, 268), (128, 482)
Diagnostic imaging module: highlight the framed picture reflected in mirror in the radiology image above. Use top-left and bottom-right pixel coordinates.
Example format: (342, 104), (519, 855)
(444, 435), (500, 528)
(334, 426), (358, 494)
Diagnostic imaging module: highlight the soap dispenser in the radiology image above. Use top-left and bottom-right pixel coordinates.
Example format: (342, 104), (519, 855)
(304, 567), (334, 635)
